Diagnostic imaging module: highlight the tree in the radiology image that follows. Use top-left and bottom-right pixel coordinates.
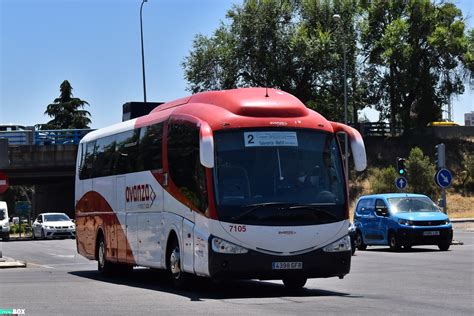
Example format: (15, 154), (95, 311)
(406, 147), (437, 198)
(183, 0), (370, 123)
(43, 80), (91, 129)
(360, 0), (469, 130)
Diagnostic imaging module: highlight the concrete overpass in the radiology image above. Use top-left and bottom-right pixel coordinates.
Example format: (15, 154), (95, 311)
(0, 131), (90, 218)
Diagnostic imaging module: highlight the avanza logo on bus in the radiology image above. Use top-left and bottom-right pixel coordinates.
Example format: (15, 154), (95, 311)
(125, 184), (156, 208)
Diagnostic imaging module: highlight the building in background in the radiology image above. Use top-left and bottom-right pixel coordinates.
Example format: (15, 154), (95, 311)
(465, 112), (474, 126)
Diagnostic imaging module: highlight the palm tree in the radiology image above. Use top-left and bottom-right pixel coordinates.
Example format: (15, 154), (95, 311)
(43, 80), (91, 129)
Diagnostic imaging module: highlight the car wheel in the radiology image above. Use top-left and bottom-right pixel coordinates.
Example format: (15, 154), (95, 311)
(283, 276), (307, 290)
(438, 242), (450, 251)
(32, 229), (36, 240)
(41, 229), (46, 240)
(167, 237), (191, 288)
(355, 231), (367, 250)
(389, 232), (401, 251)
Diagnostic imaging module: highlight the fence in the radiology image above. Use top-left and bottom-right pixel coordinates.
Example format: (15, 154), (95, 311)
(0, 129), (93, 146)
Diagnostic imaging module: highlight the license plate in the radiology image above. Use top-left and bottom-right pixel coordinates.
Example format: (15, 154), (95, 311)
(423, 231), (440, 236)
(272, 262), (303, 270)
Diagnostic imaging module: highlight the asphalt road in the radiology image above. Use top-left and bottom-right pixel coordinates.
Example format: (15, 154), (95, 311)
(0, 229), (473, 316)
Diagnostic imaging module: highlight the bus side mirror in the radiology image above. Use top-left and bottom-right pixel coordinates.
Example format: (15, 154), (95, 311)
(199, 122), (214, 168)
(330, 122), (367, 171)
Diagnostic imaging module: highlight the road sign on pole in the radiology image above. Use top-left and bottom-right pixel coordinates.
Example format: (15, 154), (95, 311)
(435, 168), (452, 188)
(0, 171), (9, 194)
(395, 176), (408, 190)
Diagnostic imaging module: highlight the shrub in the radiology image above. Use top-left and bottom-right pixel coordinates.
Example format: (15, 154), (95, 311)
(461, 153), (474, 194)
(369, 167), (398, 193)
(406, 147), (438, 198)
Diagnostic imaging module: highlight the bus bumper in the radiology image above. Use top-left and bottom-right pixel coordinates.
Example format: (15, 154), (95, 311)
(208, 246), (351, 280)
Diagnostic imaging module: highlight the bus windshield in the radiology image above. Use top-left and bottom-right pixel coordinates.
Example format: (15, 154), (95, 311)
(213, 129), (346, 226)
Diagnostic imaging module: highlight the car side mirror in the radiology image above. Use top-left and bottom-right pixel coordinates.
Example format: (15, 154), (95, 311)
(375, 206), (389, 217)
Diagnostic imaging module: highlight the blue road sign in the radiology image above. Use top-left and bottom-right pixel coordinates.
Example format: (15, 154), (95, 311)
(15, 201), (31, 215)
(435, 168), (452, 188)
(395, 176), (408, 190)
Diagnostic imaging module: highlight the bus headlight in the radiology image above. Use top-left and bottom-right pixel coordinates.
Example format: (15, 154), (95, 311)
(212, 237), (248, 254)
(323, 235), (351, 252)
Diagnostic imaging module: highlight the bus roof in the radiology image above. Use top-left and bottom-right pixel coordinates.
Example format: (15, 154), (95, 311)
(83, 88), (337, 143)
(137, 88), (333, 133)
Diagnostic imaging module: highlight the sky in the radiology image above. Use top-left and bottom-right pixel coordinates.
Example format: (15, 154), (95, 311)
(1, 0), (473, 129)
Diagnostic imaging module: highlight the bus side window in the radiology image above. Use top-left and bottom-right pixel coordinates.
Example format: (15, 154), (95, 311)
(80, 140), (96, 179)
(116, 129), (139, 174)
(93, 135), (116, 178)
(138, 123), (163, 171)
(167, 122), (208, 213)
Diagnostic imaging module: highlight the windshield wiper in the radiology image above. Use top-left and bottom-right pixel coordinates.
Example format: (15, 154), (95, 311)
(231, 202), (293, 222)
(288, 204), (339, 220)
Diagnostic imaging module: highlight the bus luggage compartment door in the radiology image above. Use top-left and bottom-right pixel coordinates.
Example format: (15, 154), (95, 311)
(182, 218), (195, 274)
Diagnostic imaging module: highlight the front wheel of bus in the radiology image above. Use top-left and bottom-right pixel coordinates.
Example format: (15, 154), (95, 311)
(168, 237), (191, 288)
(282, 276), (307, 290)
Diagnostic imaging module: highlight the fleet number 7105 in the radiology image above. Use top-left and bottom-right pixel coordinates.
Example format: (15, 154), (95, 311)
(229, 225), (246, 232)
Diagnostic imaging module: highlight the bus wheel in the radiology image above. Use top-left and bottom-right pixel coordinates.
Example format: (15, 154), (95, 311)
(282, 276), (307, 290)
(97, 235), (113, 275)
(168, 237), (190, 288)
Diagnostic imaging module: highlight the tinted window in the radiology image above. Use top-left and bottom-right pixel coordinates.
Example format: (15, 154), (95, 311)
(137, 123), (163, 171)
(79, 141), (96, 179)
(116, 130), (140, 174)
(167, 122), (207, 212)
(93, 135), (116, 177)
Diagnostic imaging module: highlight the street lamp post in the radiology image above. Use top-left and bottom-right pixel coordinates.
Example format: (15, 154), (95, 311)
(140, 0), (148, 103)
(333, 14), (349, 185)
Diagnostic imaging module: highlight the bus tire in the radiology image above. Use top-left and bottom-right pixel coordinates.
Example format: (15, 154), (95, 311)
(167, 236), (191, 288)
(283, 276), (307, 290)
(97, 233), (113, 275)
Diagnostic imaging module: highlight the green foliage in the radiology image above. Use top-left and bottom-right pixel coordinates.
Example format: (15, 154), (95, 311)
(461, 153), (474, 194)
(361, 0), (468, 130)
(9, 223), (31, 235)
(183, 0), (369, 123)
(184, 0), (471, 129)
(369, 166), (398, 194)
(405, 147), (437, 198)
(43, 80), (91, 129)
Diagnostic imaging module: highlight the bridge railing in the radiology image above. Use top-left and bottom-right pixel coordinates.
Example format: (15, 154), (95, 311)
(0, 129), (93, 145)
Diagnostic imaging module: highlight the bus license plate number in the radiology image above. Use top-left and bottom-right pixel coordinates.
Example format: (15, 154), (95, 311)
(272, 262), (302, 270)
(423, 231), (440, 236)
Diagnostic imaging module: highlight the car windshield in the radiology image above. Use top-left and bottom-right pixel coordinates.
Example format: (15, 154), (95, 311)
(388, 197), (440, 213)
(43, 214), (70, 222)
(0, 209), (5, 221)
(213, 129), (346, 226)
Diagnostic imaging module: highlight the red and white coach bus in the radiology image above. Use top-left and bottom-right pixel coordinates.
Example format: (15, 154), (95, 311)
(75, 88), (366, 289)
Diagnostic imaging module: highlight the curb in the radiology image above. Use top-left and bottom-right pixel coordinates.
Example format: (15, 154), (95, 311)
(451, 218), (474, 223)
(0, 257), (27, 269)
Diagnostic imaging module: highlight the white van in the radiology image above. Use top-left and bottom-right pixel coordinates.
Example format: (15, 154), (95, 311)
(0, 201), (10, 240)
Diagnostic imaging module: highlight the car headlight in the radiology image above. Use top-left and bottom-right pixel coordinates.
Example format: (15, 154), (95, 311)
(323, 235), (351, 252)
(69, 226), (74, 229)
(443, 219), (450, 225)
(212, 237), (248, 254)
(398, 219), (414, 226)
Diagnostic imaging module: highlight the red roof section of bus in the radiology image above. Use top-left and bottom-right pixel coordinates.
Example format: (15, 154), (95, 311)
(138, 88), (333, 132)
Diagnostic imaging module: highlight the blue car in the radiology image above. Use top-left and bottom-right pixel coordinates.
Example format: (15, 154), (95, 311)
(353, 193), (452, 251)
